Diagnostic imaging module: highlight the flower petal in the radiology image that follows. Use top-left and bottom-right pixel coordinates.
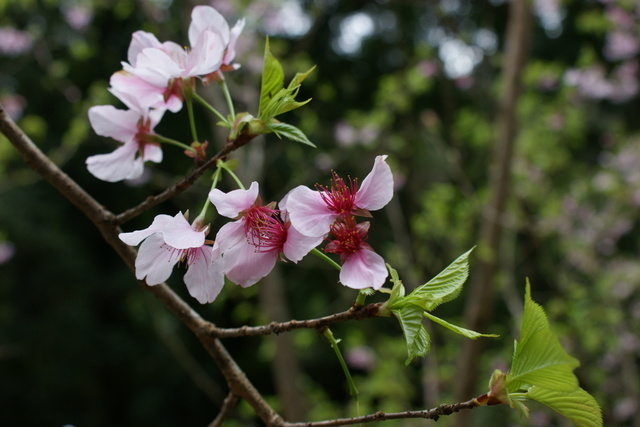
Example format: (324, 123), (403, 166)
(354, 155), (393, 211)
(284, 185), (335, 237)
(340, 248), (388, 290)
(188, 30), (224, 76)
(135, 233), (180, 285)
(183, 245), (224, 304)
(163, 212), (206, 249)
(212, 220), (246, 255)
(127, 30), (162, 66)
(110, 71), (169, 113)
(88, 105), (139, 142)
(209, 181), (259, 218)
(223, 18), (245, 66)
(189, 6), (230, 48)
(282, 223), (323, 262)
(223, 240), (277, 288)
(86, 140), (144, 182)
(119, 214), (173, 246)
(142, 143), (163, 164)
(125, 47), (184, 88)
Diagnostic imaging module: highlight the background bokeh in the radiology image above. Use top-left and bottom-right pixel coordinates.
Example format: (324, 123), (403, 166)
(1, 0), (639, 426)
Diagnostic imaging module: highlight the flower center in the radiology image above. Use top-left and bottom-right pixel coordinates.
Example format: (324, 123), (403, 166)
(243, 205), (287, 253)
(324, 220), (368, 256)
(316, 172), (358, 219)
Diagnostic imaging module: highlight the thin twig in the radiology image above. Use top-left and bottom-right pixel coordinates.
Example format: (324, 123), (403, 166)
(208, 392), (240, 427)
(114, 133), (256, 225)
(209, 303), (383, 338)
(282, 399), (478, 426)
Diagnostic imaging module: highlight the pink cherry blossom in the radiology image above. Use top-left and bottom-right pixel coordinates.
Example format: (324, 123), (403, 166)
(285, 155), (393, 237)
(209, 182), (322, 287)
(324, 220), (388, 290)
(123, 6), (243, 94)
(189, 5), (246, 82)
(86, 96), (164, 182)
(119, 212), (224, 304)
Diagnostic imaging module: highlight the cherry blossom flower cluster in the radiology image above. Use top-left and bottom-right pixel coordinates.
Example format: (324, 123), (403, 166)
(86, 5), (244, 182)
(118, 156), (393, 304)
(87, 5), (394, 304)
(285, 155), (393, 289)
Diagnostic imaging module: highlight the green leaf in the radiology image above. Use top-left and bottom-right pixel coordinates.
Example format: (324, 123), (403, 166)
(423, 311), (498, 339)
(526, 387), (603, 427)
(519, 278), (551, 348)
(400, 247), (474, 311)
(392, 305), (430, 365)
(258, 37), (284, 119)
(508, 329), (580, 392)
(287, 65), (316, 90)
(385, 264), (405, 308)
(267, 121), (316, 147)
(507, 282), (580, 392)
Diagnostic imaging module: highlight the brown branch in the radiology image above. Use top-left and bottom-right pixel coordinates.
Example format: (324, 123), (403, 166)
(208, 392), (240, 427)
(0, 102), (281, 426)
(282, 398), (479, 427)
(2, 102), (486, 427)
(209, 303), (383, 338)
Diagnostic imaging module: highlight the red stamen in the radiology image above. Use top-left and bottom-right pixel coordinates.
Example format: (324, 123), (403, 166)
(316, 171), (359, 219)
(243, 205), (287, 253)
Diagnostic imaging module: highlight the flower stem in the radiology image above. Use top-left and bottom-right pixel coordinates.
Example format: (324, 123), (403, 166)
(193, 92), (228, 125)
(198, 167), (222, 219)
(218, 78), (235, 120)
(217, 161), (245, 190)
(311, 248), (341, 271)
(354, 291), (369, 307)
(322, 327), (359, 403)
(151, 134), (195, 153)
(186, 95), (199, 143)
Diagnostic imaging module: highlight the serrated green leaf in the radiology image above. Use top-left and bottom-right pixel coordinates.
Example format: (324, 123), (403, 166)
(423, 311), (498, 339)
(526, 387), (603, 427)
(401, 247), (474, 311)
(520, 278), (550, 347)
(267, 122), (316, 147)
(260, 88), (312, 121)
(508, 329), (580, 392)
(507, 282), (580, 392)
(258, 37), (284, 119)
(287, 65), (316, 90)
(392, 305), (430, 365)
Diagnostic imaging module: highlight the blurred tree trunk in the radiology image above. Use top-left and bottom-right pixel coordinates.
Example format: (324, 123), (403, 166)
(452, 1), (532, 425)
(260, 267), (310, 422)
